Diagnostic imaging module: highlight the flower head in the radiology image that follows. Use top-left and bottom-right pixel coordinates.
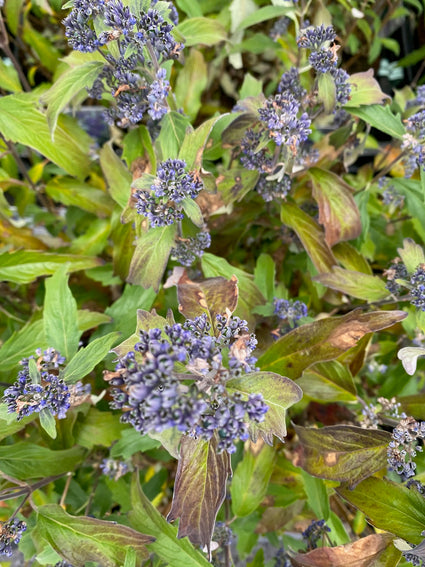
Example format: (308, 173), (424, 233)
(0, 519), (26, 557)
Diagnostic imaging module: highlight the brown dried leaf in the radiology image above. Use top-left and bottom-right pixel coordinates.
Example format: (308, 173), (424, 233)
(167, 435), (231, 553)
(290, 533), (395, 567)
(165, 268), (238, 321)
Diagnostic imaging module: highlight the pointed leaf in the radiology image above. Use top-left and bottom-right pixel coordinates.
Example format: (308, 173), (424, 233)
(297, 361), (357, 403)
(0, 317), (46, 375)
(99, 142), (132, 209)
(349, 105), (405, 139)
(317, 72), (336, 113)
(157, 111), (192, 161)
(236, 5), (296, 31)
(33, 504), (153, 567)
(64, 332), (121, 384)
(179, 115), (228, 170)
(181, 197), (204, 227)
(0, 443), (85, 479)
(127, 224), (177, 292)
(294, 425), (391, 487)
(309, 168), (361, 247)
(174, 49), (207, 121)
(258, 310), (407, 379)
(336, 477), (425, 544)
(167, 435), (231, 552)
(227, 372), (302, 444)
(129, 475), (211, 566)
(45, 177), (114, 216)
(280, 202), (336, 274)
(40, 61), (104, 136)
(314, 267), (389, 301)
(231, 443), (276, 517)
(39, 408), (57, 439)
(0, 251), (101, 284)
(291, 533), (397, 567)
(345, 69), (391, 107)
(175, 17), (227, 46)
(0, 93), (92, 179)
(44, 265), (80, 361)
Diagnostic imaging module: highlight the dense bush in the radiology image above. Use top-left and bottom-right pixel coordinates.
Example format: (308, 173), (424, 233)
(1, 0), (425, 565)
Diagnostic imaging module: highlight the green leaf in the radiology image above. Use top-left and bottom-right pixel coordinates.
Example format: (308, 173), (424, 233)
(77, 309), (112, 333)
(110, 429), (161, 460)
(124, 547), (137, 567)
(201, 253), (265, 326)
(308, 167), (362, 247)
(123, 125), (156, 171)
(0, 93), (92, 179)
(0, 443), (85, 479)
(39, 408), (57, 439)
(45, 177), (114, 216)
(99, 142), (132, 208)
(175, 0), (203, 17)
(345, 69), (390, 107)
(300, 469), (330, 521)
(397, 238), (425, 273)
(349, 105), (405, 139)
(217, 168), (259, 205)
(336, 477), (425, 544)
(295, 425), (391, 487)
(296, 361), (357, 403)
(332, 242), (372, 275)
(0, 317), (47, 374)
(44, 264), (80, 361)
(0, 59), (23, 92)
(64, 332), (120, 384)
(317, 72), (336, 113)
(258, 310), (407, 379)
(254, 254), (275, 301)
(280, 202), (336, 274)
(127, 224), (177, 292)
(227, 372), (302, 444)
(33, 505), (153, 566)
(157, 111), (192, 161)
(129, 475), (211, 567)
(179, 115), (227, 169)
(0, 250), (101, 284)
(175, 17), (227, 47)
(0, 405), (37, 441)
(74, 408), (127, 449)
(236, 5), (295, 30)
(174, 49), (208, 121)
(181, 197), (204, 227)
(239, 73), (263, 99)
(40, 61), (104, 137)
(231, 444), (276, 517)
(167, 435), (231, 551)
(314, 267), (389, 301)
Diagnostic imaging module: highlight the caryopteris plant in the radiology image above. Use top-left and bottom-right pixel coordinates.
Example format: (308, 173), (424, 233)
(2, 0), (425, 565)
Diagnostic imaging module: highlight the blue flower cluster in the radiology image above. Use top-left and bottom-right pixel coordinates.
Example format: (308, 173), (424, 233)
(387, 416), (425, 478)
(256, 174), (292, 202)
(402, 111), (425, 176)
(379, 177), (405, 210)
(384, 259), (408, 295)
(273, 298), (308, 324)
(108, 313), (268, 453)
(64, 1), (181, 127)
(258, 93), (312, 152)
(277, 67), (307, 101)
(100, 458), (130, 480)
(2, 349), (90, 421)
(410, 265), (425, 311)
(302, 519), (331, 550)
(136, 159), (203, 227)
(171, 231), (211, 267)
(3, 349), (70, 420)
(0, 519), (26, 557)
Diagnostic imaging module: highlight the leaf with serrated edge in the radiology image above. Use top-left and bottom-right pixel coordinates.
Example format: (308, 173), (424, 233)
(290, 533), (396, 567)
(167, 435), (231, 553)
(33, 504), (153, 567)
(129, 475), (211, 566)
(336, 477), (425, 545)
(345, 69), (391, 107)
(64, 332), (120, 384)
(227, 372), (302, 444)
(294, 425), (391, 487)
(258, 310), (407, 379)
(397, 238), (425, 273)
